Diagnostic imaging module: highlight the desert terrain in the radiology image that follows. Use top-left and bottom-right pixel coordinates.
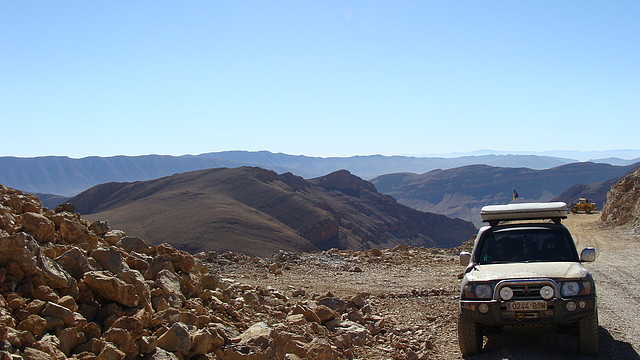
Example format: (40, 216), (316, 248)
(217, 214), (640, 359)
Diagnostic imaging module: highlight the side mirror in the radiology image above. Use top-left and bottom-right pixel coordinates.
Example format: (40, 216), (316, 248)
(580, 247), (596, 262)
(460, 252), (471, 266)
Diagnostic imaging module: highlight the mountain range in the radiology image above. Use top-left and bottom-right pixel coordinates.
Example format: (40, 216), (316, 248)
(371, 162), (640, 224)
(0, 151), (584, 196)
(73, 167), (476, 256)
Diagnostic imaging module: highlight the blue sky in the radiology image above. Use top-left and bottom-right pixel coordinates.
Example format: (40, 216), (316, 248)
(1, 1), (638, 158)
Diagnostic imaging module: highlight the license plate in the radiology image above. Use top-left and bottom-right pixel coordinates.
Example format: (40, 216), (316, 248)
(506, 301), (547, 311)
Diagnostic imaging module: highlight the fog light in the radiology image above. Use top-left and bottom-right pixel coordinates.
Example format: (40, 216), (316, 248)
(479, 304), (489, 314)
(579, 301), (586, 309)
(540, 285), (554, 300)
(566, 301), (577, 312)
(500, 287), (513, 300)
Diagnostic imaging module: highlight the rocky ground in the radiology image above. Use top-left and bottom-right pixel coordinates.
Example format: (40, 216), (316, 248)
(1, 182), (639, 360)
(217, 214), (640, 360)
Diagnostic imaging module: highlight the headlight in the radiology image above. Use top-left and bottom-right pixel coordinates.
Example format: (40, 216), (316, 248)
(499, 286), (513, 300)
(560, 280), (594, 297)
(540, 285), (555, 299)
(474, 284), (493, 299)
(561, 281), (580, 297)
(463, 283), (494, 299)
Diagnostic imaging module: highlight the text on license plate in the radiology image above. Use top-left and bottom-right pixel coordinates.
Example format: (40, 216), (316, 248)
(506, 301), (547, 311)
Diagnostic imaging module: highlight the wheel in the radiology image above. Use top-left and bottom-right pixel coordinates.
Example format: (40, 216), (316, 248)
(578, 312), (599, 355)
(458, 316), (483, 355)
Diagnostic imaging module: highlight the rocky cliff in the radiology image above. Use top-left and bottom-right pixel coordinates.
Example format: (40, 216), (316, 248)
(601, 168), (640, 230)
(0, 184), (394, 359)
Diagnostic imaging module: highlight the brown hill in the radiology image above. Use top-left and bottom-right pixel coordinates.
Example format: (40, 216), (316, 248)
(71, 167), (476, 256)
(601, 168), (640, 230)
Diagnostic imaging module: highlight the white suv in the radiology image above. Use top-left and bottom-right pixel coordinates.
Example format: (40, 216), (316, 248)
(458, 202), (598, 355)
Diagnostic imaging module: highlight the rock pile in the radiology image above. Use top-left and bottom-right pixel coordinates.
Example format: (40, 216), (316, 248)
(601, 168), (640, 230)
(0, 184), (387, 360)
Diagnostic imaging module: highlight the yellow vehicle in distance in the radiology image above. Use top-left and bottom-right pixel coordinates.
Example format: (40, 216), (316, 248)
(570, 198), (597, 214)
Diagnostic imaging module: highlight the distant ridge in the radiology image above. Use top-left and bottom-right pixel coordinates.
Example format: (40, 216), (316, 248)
(1, 151), (576, 196)
(552, 165), (640, 209)
(72, 167), (477, 256)
(372, 162), (640, 225)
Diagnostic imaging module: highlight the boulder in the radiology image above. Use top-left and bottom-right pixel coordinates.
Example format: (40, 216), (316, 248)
(0, 211), (17, 234)
(55, 247), (95, 280)
(0, 232), (39, 276)
(32, 285), (60, 303)
(313, 305), (339, 324)
(155, 269), (184, 300)
(32, 334), (66, 360)
(189, 327), (223, 356)
(144, 256), (175, 280)
(36, 251), (76, 291)
(117, 270), (152, 312)
(42, 301), (75, 325)
(110, 316), (144, 341)
(58, 295), (79, 312)
(21, 212), (55, 243)
(102, 327), (139, 359)
(90, 247), (126, 274)
(22, 347), (51, 360)
(146, 348), (180, 360)
(97, 342), (126, 360)
(124, 252), (151, 272)
(59, 217), (98, 251)
(290, 304), (321, 324)
(82, 271), (140, 308)
(317, 297), (348, 313)
(155, 244), (194, 274)
(303, 338), (340, 360)
(156, 321), (191, 355)
(25, 299), (47, 314)
(89, 220), (110, 236)
(16, 314), (47, 337)
(58, 326), (87, 355)
(117, 236), (151, 255)
(54, 203), (76, 213)
(334, 320), (368, 346)
(103, 230), (126, 246)
(235, 322), (277, 351)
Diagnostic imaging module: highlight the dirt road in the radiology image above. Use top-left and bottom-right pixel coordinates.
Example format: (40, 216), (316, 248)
(218, 214), (640, 359)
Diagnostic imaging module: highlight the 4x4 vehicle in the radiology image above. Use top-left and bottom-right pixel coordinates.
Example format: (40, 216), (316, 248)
(458, 202), (598, 355)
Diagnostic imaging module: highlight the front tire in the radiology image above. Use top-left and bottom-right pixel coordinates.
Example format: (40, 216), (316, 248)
(458, 316), (483, 355)
(578, 312), (599, 355)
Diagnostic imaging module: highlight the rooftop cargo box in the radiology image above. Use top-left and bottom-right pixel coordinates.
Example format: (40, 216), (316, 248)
(481, 202), (568, 225)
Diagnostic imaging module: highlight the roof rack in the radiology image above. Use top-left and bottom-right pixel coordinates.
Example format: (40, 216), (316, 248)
(480, 202), (568, 226)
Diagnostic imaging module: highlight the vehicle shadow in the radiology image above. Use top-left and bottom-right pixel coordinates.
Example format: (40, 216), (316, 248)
(462, 327), (639, 360)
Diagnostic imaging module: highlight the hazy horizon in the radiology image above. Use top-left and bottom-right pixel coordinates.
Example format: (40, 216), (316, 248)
(3, 148), (640, 162)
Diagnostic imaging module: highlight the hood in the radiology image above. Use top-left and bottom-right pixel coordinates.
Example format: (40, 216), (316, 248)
(467, 262), (590, 282)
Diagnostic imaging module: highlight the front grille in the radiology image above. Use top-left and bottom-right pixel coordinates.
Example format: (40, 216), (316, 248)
(495, 279), (558, 301)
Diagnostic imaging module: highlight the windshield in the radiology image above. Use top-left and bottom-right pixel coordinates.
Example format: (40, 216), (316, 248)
(476, 227), (579, 264)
